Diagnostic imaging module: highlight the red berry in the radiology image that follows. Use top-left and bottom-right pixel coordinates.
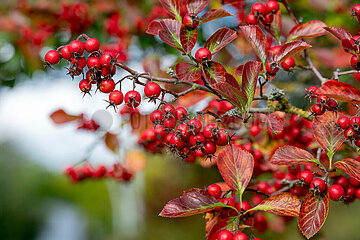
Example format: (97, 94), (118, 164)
(87, 56), (101, 69)
(176, 124), (191, 140)
(245, 13), (258, 24)
(269, 45), (281, 54)
(266, 61), (279, 75)
(71, 56), (87, 69)
(312, 103), (325, 115)
(249, 124), (261, 136)
(170, 135), (185, 150)
(45, 50), (60, 65)
(217, 230), (233, 240)
(329, 184), (345, 201)
(349, 177), (360, 187)
(68, 40), (85, 55)
(281, 57), (295, 71)
(344, 127), (355, 139)
(189, 132), (205, 146)
(298, 170), (313, 185)
(109, 90), (123, 105)
(350, 116), (360, 126)
(174, 107), (187, 120)
(101, 65), (116, 77)
(223, 197), (236, 207)
(99, 79), (115, 93)
(252, 2), (266, 16)
(351, 55), (360, 70)
(352, 4), (360, 16)
(266, 0), (280, 14)
(306, 86), (318, 98)
(144, 82), (161, 99)
(85, 38), (100, 52)
(150, 110), (163, 123)
(207, 184), (222, 198)
(354, 137), (360, 147)
(124, 90), (141, 108)
(202, 140), (217, 155)
(203, 124), (218, 139)
(233, 232), (248, 240)
(262, 14), (274, 25)
(215, 129), (228, 146)
(163, 116), (176, 129)
(182, 13), (199, 29)
(195, 48), (211, 62)
(162, 104), (175, 116)
(356, 188), (360, 199)
(79, 79), (91, 92)
(187, 119), (202, 134)
(310, 178), (326, 193)
(325, 99), (338, 111)
(60, 45), (72, 61)
(335, 176), (349, 189)
(100, 51), (116, 69)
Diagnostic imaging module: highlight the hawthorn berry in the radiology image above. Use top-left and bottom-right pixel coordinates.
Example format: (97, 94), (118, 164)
(150, 110), (163, 123)
(201, 140), (217, 155)
(266, 61), (279, 75)
(310, 178), (326, 193)
(349, 177), (360, 187)
(356, 188), (360, 199)
(60, 45), (72, 61)
(144, 82), (161, 99)
(249, 124), (261, 136)
(195, 48), (211, 62)
(329, 184), (345, 201)
(101, 65), (116, 77)
(269, 45), (282, 54)
(100, 51), (116, 69)
(162, 104), (175, 116)
(266, 0), (280, 14)
(68, 40), (85, 55)
(176, 124), (191, 140)
(245, 13), (258, 24)
(281, 57), (295, 71)
(174, 107), (187, 120)
(217, 230), (233, 240)
(99, 79), (115, 93)
(215, 129), (228, 146)
(182, 13), (199, 29)
(124, 90), (141, 108)
(350, 116), (360, 127)
(189, 132), (205, 146)
(352, 4), (360, 17)
(262, 14), (274, 25)
(79, 79), (91, 93)
(306, 86), (318, 98)
(109, 90), (124, 105)
(87, 56), (101, 69)
(298, 170), (313, 185)
(45, 50), (60, 65)
(337, 116), (350, 129)
(169, 135), (185, 150)
(71, 56), (87, 69)
(252, 2), (266, 16)
(84, 38), (100, 52)
(335, 176), (349, 189)
(163, 116), (176, 129)
(207, 184), (222, 198)
(311, 103), (325, 115)
(325, 98), (338, 111)
(233, 232), (248, 240)
(344, 127), (355, 139)
(203, 124), (218, 139)
(187, 119), (202, 134)
(351, 55), (360, 70)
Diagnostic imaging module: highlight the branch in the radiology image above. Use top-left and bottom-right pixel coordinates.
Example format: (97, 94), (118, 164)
(281, 0), (299, 24)
(303, 49), (327, 85)
(333, 69), (360, 80)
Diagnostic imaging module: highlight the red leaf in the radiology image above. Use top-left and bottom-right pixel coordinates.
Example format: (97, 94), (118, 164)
(270, 145), (316, 165)
(241, 61), (262, 111)
(202, 61), (227, 84)
(334, 158), (360, 182)
(324, 26), (352, 41)
(217, 146), (254, 197)
(199, 9), (232, 25)
(316, 80), (360, 104)
(159, 0), (182, 21)
(239, 25), (267, 64)
(287, 20), (327, 41)
(312, 111), (346, 155)
(175, 62), (202, 82)
(187, 0), (211, 15)
(212, 82), (247, 110)
(50, 109), (82, 124)
(105, 132), (120, 153)
(298, 190), (329, 239)
(225, 73), (240, 89)
(273, 40), (311, 63)
(146, 21), (162, 35)
(180, 25), (198, 54)
(159, 188), (224, 218)
(254, 113), (283, 133)
(250, 193), (301, 217)
(159, 19), (184, 52)
(204, 27), (237, 54)
(234, 64), (244, 77)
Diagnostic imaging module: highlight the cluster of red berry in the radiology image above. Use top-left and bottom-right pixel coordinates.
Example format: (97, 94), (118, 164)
(245, 0), (279, 26)
(139, 104), (229, 162)
(352, 4), (360, 22)
(337, 116), (360, 147)
(305, 86), (338, 115)
(349, 35), (360, 70)
(64, 163), (133, 183)
(329, 176), (360, 202)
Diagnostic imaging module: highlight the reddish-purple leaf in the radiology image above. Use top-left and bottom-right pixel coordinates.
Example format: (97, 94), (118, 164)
(50, 109), (82, 124)
(241, 61), (262, 112)
(334, 158), (360, 182)
(146, 21), (162, 35)
(312, 111), (346, 155)
(159, 188), (224, 218)
(159, 19), (184, 52)
(105, 132), (120, 153)
(287, 20), (327, 42)
(199, 9), (232, 25)
(187, 0), (210, 15)
(273, 40), (311, 63)
(159, 0), (182, 22)
(217, 146), (254, 197)
(204, 27), (237, 54)
(212, 82), (247, 110)
(324, 26), (352, 41)
(254, 113), (283, 133)
(316, 80), (360, 104)
(180, 25), (198, 54)
(239, 25), (267, 64)
(225, 73), (240, 89)
(202, 61), (227, 84)
(175, 62), (202, 82)
(270, 145), (317, 165)
(250, 193), (301, 217)
(298, 190), (330, 239)
(234, 64), (244, 76)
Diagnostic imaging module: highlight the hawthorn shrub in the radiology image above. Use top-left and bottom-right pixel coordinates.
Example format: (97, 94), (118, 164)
(36, 0), (360, 239)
